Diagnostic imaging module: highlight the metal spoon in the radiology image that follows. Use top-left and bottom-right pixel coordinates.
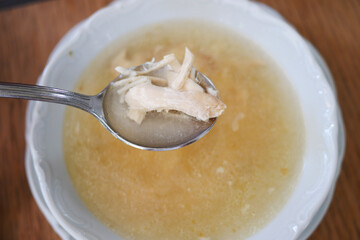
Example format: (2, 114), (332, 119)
(0, 67), (218, 151)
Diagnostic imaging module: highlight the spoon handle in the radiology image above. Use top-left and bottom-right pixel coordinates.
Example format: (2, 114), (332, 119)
(0, 82), (93, 112)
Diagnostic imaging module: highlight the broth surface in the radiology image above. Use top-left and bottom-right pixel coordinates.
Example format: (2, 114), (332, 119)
(63, 21), (304, 240)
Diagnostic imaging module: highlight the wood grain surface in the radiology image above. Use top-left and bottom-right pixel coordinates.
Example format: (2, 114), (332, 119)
(0, 0), (359, 239)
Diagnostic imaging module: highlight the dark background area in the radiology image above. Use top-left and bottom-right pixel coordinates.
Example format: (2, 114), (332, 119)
(0, 0), (51, 9)
(0, 0), (359, 239)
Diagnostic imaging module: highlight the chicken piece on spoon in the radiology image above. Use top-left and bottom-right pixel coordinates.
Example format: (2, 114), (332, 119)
(112, 48), (226, 125)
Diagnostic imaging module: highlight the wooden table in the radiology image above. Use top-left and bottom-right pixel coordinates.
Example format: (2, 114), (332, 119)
(0, 0), (359, 239)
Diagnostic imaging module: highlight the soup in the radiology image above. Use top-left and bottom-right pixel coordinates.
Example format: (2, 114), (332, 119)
(63, 21), (304, 240)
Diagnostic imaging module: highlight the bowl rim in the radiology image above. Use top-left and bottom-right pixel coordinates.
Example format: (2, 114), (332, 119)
(25, 0), (343, 239)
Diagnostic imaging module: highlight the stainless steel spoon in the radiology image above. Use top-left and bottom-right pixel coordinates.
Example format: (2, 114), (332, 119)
(0, 67), (218, 151)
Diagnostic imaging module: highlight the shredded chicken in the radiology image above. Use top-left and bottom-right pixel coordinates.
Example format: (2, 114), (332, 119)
(112, 48), (226, 124)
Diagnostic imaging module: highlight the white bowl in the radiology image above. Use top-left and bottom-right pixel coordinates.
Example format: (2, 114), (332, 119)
(26, 0), (345, 239)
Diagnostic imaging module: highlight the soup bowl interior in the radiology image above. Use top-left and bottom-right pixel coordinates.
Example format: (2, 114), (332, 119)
(26, 0), (340, 239)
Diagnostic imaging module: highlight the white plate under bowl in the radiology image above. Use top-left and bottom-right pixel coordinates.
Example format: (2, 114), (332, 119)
(25, 0), (344, 239)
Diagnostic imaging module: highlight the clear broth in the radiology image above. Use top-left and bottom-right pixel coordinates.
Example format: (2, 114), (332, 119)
(63, 21), (305, 240)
